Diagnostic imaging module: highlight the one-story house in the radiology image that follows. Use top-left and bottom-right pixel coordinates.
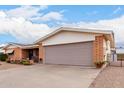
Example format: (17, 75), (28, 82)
(35, 27), (115, 66)
(3, 43), (39, 62)
(0, 47), (5, 54)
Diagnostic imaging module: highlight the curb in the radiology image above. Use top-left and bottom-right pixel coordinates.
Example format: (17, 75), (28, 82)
(101, 63), (108, 72)
(89, 63), (108, 88)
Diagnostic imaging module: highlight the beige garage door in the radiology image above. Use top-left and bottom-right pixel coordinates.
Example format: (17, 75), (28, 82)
(44, 42), (94, 66)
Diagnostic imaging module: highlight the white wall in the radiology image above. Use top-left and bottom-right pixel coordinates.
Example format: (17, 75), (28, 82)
(103, 39), (111, 61)
(42, 31), (101, 46)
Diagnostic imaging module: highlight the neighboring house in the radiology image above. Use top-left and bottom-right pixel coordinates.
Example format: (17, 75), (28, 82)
(35, 27), (115, 66)
(3, 43), (39, 62)
(0, 47), (5, 54)
(116, 48), (124, 61)
(111, 48), (117, 62)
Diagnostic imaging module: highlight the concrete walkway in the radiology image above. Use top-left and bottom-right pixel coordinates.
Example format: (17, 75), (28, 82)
(0, 64), (101, 88)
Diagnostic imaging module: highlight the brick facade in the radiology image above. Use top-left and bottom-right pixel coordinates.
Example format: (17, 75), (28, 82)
(7, 48), (39, 60)
(14, 48), (22, 60)
(39, 44), (44, 60)
(5, 47), (22, 60)
(21, 49), (28, 59)
(93, 36), (105, 63)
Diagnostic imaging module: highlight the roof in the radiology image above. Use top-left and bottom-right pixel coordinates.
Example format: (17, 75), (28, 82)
(21, 44), (39, 49)
(5, 49), (14, 54)
(3, 42), (39, 49)
(34, 27), (115, 48)
(0, 49), (5, 53)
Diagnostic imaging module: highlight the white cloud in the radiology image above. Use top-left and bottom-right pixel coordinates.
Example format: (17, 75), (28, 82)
(31, 11), (63, 21)
(61, 15), (124, 46)
(113, 7), (121, 14)
(0, 11), (7, 18)
(0, 6), (64, 44)
(96, 16), (124, 46)
(6, 5), (47, 20)
(61, 21), (113, 31)
(5, 5), (63, 22)
(41, 11), (63, 21)
(0, 15), (51, 43)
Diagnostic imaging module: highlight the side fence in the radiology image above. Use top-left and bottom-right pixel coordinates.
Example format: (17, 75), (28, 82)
(109, 59), (124, 67)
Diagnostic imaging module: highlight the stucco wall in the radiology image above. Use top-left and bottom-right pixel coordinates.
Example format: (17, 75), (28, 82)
(42, 31), (101, 46)
(103, 39), (111, 61)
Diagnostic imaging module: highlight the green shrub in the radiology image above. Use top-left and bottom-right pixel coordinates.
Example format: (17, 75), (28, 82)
(21, 60), (31, 65)
(14, 60), (21, 64)
(0, 54), (8, 61)
(6, 58), (11, 63)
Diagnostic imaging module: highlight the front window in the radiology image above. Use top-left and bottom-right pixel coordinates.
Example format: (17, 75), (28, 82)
(8, 51), (14, 55)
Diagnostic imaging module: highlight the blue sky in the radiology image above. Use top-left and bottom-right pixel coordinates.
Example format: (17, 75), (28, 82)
(0, 5), (124, 46)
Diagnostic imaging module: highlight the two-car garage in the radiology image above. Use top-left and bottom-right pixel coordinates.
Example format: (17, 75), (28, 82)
(44, 42), (94, 66)
(36, 27), (114, 67)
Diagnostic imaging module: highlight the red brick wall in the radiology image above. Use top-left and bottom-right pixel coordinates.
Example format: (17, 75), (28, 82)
(5, 47), (22, 60)
(21, 49), (28, 59)
(39, 44), (44, 60)
(93, 36), (104, 63)
(13, 48), (22, 60)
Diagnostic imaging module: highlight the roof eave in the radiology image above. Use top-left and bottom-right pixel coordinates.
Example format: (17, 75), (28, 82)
(34, 27), (114, 44)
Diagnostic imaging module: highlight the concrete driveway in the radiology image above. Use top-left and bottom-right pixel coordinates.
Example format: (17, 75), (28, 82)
(0, 62), (23, 70)
(0, 64), (101, 88)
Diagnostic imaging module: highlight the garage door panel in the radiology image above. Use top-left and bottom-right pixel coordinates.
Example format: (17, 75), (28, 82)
(44, 42), (93, 66)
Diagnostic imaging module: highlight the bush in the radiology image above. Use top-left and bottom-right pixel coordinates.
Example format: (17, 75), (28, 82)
(6, 58), (11, 63)
(21, 60), (31, 65)
(14, 60), (21, 64)
(10, 60), (14, 64)
(94, 61), (106, 68)
(0, 54), (8, 61)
